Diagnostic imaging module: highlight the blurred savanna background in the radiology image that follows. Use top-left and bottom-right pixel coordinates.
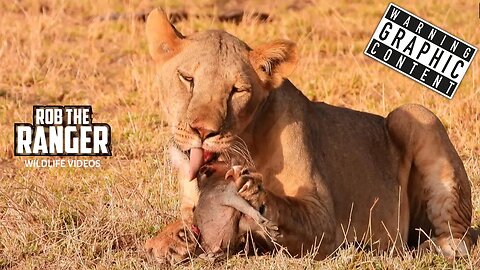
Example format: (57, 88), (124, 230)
(0, 0), (479, 269)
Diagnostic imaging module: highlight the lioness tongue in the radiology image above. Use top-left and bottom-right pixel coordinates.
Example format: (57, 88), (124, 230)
(189, 147), (204, 180)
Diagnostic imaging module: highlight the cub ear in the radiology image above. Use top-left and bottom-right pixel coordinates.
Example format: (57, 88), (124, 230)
(249, 40), (298, 89)
(146, 8), (184, 63)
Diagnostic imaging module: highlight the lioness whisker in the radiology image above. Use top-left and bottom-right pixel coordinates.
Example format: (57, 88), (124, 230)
(221, 149), (232, 165)
(229, 144), (253, 168)
(231, 137), (255, 168)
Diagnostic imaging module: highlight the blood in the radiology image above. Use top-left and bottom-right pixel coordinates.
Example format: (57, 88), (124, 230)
(203, 150), (215, 163)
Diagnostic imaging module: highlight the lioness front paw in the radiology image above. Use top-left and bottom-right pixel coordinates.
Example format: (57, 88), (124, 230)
(145, 220), (199, 265)
(418, 237), (470, 258)
(227, 166), (280, 240)
(235, 169), (266, 210)
(226, 166), (266, 208)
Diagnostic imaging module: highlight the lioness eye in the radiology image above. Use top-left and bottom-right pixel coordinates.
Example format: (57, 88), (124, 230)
(232, 86), (247, 93)
(178, 72), (194, 84)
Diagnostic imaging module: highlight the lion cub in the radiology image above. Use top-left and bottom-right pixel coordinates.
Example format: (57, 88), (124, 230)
(194, 162), (278, 257)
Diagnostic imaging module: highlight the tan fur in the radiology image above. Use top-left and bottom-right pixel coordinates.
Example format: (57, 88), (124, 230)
(144, 8), (473, 263)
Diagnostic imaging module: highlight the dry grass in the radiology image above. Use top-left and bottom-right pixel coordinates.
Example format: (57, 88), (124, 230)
(0, 0), (479, 269)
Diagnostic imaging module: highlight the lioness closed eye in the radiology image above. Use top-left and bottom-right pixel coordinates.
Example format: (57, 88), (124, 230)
(144, 8), (474, 264)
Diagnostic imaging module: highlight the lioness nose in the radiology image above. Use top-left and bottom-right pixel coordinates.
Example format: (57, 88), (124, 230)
(189, 124), (219, 140)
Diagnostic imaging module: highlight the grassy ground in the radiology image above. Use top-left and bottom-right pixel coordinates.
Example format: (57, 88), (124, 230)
(0, 0), (479, 269)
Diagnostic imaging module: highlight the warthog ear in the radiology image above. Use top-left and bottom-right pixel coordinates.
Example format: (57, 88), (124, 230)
(249, 40), (298, 89)
(146, 8), (184, 63)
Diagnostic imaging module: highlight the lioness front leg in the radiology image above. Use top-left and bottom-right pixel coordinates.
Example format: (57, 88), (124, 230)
(169, 146), (200, 223)
(145, 147), (201, 264)
(234, 170), (338, 259)
(144, 178), (200, 264)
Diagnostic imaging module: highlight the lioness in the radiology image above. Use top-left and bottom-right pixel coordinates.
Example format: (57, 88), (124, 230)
(144, 8), (473, 263)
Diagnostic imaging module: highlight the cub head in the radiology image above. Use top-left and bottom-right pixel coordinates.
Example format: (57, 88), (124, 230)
(146, 8), (297, 170)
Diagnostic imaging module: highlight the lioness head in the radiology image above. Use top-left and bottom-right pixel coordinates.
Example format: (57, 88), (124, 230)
(146, 9), (297, 173)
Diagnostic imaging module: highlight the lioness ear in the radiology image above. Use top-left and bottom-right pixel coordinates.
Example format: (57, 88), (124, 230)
(249, 40), (298, 89)
(146, 8), (184, 63)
